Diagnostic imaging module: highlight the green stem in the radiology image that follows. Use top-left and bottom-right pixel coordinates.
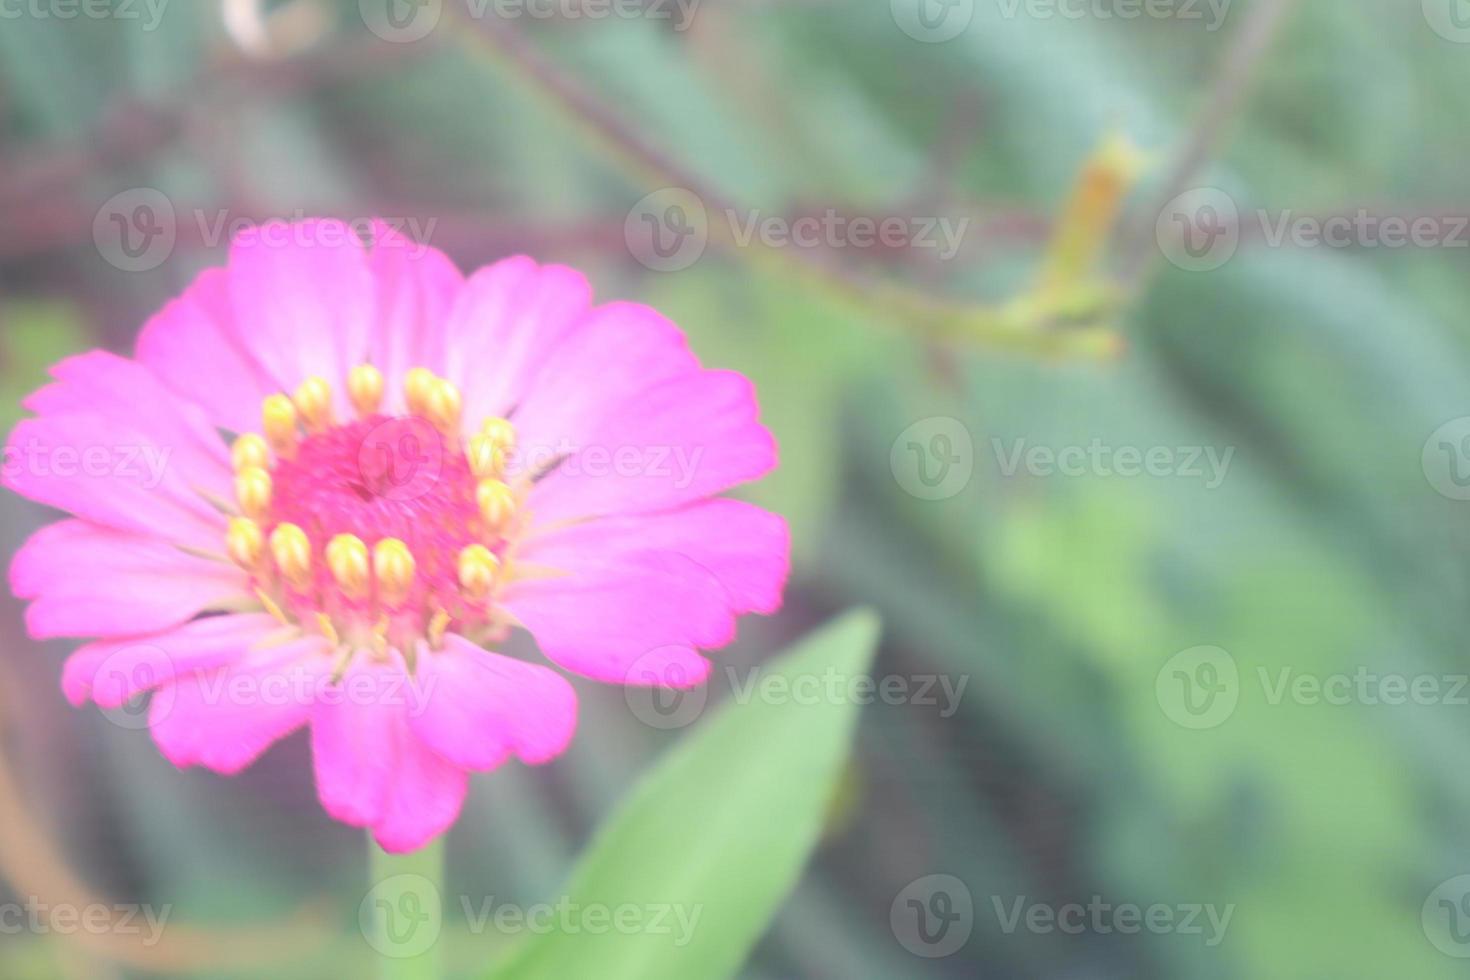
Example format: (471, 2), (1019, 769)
(366, 835), (446, 980)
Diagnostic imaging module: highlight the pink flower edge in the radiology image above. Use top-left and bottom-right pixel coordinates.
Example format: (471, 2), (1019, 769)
(7, 218), (791, 852)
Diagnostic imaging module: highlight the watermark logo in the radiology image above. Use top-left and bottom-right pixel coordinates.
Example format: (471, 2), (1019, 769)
(1157, 187), (1239, 272)
(94, 188), (176, 272)
(625, 661), (967, 730)
(624, 190), (969, 271)
(891, 0), (973, 42)
(623, 648), (711, 731)
(993, 437), (1234, 488)
(1424, 875), (1470, 957)
(1423, 0), (1470, 43)
(625, 188), (709, 272)
(1156, 645), (1238, 729)
(2, 439), (174, 490)
(891, 417), (974, 501)
(1160, 188), (1470, 272)
(360, 0), (442, 42)
(1423, 417), (1470, 500)
(0, 0), (170, 29)
(0, 898), (171, 944)
(91, 644), (177, 730)
(995, 0), (1231, 29)
(993, 895), (1233, 946)
(891, 874), (973, 958)
(461, 896), (701, 943)
(360, 873), (443, 959)
(358, 416), (446, 502)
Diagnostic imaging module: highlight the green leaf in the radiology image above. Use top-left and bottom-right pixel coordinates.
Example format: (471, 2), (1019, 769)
(0, 301), (89, 432)
(486, 609), (881, 980)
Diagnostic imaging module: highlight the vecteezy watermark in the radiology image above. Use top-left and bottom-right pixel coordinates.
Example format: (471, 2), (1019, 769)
(1155, 646), (1240, 730)
(92, 194), (441, 272)
(87, 644), (443, 731)
(359, 874), (701, 959)
(2, 439), (173, 490)
(891, 0), (1229, 43)
(1424, 875), (1470, 957)
(459, 896), (702, 946)
(0, 898), (172, 946)
(891, 875), (974, 958)
(999, 0), (1229, 28)
(1156, 646), (1470, 730)
(992, 895), (1234, 947)
(1157, 187), (1470, 272)
(624, 659), (969, 730)
(992, 437), (1235, 488)
(504, 440), (706, 489)
(359, 0), (699, 43)
(624, 187), (970, 272)
(891, 417), (975, 502)
(1422, 417), (1470, 500)
(93, 188), (177, 272)
(1423, 0), (1470, 43)
(357, 416), (446, 503)
(361, 874), (443, 959)
(0, 0), (169, 29)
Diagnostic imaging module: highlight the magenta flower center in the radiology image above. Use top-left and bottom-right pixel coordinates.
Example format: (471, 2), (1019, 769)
(225, 365), (520, 658)
(271, 415), (480, 598)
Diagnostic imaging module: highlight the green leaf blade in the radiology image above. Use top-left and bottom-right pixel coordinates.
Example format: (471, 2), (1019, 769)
(487, 609), (881, 980)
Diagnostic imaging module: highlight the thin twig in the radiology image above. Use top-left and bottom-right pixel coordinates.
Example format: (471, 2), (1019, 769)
(1118, 0), (1302, 286)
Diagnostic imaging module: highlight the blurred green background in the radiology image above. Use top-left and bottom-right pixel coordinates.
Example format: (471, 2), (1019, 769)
(3, 0), (1470, 977)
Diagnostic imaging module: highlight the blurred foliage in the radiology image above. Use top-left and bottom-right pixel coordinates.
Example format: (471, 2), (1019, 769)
(1, 0), (1469, 978)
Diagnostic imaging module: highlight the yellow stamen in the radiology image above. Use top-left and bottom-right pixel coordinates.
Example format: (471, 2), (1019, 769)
(470, 417), (516, 477)
(269, 522), (312, 591)
(330, 645), (355, 682)
(476, 479), (516, 533)
(293, 376), (333, 433)
(262, 394), (299, 458)
(234, 466), (273, 520)
(373, 537), (416, 605)
(325, 533), (370, 600)
(371, 615), (391, 657)
(230, 433), (270, 473)
(457, 544), (500, 600)
(428, 606), (452, 648)
(481, 416), (516, 450)
(226, 516), (263, 569)
(467, 433), (506, 479)
(255, 587), (290, 626)
(404, 367), (437, 417)
(316, 612), (340, 648)
(348, 364), (385, 417)
(424, 378), (463, 437)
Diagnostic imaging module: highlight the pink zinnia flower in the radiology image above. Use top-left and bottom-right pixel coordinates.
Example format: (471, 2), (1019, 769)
(6, 218), (788, 853)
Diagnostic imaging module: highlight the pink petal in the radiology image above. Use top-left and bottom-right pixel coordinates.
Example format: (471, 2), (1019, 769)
(503, 549), (730, 686)
(366, 219), (463, 403)
(62, 613), (279, 708)
(24, 350), (233, 502)
(310, 653), (472, 851)
(523, 497), (790, 616)
(443, 258), (593, 425)
(309, 657), (404, 828)
(408, 634), (578, 771)
(4, 413), (225, 548)
(526, 368), (777, 523)
(13, 520), (245, 638)
(151, 636), (328, 775)
(135, 267), (278, 434)
(225, 218), (375, 400)
(370, 729), (469, 854)
(509, 300), (697, 451)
